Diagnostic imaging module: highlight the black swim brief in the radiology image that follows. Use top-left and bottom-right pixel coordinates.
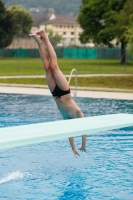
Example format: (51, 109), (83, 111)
(51, 85), (70, 99)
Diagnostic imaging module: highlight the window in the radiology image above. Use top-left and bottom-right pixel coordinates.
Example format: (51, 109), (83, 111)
(63, 32), (66, 35)
(60, 25), (62, 28)
(71, 32), (74, 35)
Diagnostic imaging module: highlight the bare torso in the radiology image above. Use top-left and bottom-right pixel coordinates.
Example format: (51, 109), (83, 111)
(53, 94), (84, 119)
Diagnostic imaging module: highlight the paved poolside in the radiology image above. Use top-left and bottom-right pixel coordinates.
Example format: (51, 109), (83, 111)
(0, 85), (133, 100)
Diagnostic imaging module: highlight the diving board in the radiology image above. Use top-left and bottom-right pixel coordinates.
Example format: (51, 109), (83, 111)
(0, 113), (133, 150)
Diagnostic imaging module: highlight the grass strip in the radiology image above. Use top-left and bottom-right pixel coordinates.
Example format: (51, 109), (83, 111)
(0, 76), (133, 89)
(0, 58), (133, 75)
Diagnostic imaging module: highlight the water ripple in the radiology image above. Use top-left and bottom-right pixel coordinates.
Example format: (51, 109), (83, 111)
(0, 94), (133, 199)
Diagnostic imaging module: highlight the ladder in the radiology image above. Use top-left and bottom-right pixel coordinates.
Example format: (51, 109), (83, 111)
(68, 69), (77, 97)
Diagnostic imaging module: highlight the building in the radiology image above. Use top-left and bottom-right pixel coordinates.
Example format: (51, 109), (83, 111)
(39, 14), (82, 46)
(7, 11), (83, 49)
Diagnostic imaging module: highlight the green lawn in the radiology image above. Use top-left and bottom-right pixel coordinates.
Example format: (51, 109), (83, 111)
(0, 58), (133, 89)
(0, 76), (133, 89)
(70, 76), (133, 89)
(0, 58), (133, 75)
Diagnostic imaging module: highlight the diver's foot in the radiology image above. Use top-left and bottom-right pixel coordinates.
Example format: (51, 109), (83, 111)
(36, 30), (49, 42)
(29, 34), (42, 44)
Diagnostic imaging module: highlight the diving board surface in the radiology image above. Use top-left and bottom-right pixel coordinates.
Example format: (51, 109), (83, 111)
(0, 113), (133, 150)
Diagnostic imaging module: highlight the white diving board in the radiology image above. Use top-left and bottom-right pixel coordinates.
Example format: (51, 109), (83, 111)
(0, 113), (133, 150)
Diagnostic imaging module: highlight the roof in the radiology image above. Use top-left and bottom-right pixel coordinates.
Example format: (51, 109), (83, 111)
(40, 14), (79, 25)
(31, 13), (50, 27)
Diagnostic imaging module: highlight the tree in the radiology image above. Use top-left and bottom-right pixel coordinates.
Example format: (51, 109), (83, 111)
(78, 0), (133, 64)
(7, 5), (33, 36)
(0, 0), (15, 48)
(124, 15), (133, 57)
(46, 29), (62, 47)
(115, 0), (133, 63)
(2, 0), (81, 16)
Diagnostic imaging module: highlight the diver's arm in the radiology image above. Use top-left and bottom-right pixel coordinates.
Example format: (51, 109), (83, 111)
(78, 111), (87, 152)
(69, 137), (80, 156)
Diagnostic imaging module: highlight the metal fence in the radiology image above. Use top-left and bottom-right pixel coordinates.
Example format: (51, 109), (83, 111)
(0, 47), (132, 60)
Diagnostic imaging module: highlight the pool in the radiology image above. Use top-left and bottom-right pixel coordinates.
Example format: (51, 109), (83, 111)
(0, 93), (133, 200)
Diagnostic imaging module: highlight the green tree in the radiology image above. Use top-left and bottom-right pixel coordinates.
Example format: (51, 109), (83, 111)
(78, 0), (133, 64)
(2, 0), (81, 16)
(115, 0), (133, 63)
(46, 29), (62, 47)
(0, 0), (15, 48)
(7, 5), (33, 36)
(124, 15), (133, 57)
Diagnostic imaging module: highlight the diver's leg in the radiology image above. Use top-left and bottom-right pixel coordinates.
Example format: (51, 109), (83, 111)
(29, 34), (56, 92)
(36, 30), (69, 91)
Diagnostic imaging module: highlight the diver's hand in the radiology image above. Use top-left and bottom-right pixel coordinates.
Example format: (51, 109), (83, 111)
(72, 148), (80, 156)
(78, 147), (87, 153)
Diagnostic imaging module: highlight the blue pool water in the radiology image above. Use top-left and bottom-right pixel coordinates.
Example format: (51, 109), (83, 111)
(0, 93), (133, 200)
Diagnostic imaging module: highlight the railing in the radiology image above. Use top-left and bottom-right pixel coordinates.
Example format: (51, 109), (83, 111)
(68, 68), (77, 97)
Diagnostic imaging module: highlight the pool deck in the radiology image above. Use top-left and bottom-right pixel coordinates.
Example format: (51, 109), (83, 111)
(0, 84), (133, 100)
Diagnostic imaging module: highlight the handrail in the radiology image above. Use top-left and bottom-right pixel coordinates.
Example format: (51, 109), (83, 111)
(68, 68), (77, 97)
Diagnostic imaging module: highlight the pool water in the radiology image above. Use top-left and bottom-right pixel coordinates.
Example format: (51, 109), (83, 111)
(0, 93), (133, 200)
